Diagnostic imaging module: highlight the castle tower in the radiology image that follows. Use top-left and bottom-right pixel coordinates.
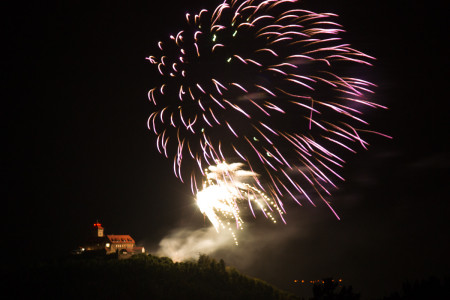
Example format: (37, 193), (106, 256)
(93, 221), (104, 237)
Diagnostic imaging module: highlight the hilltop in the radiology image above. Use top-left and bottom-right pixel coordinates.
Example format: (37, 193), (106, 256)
(10, 253), (299, 300)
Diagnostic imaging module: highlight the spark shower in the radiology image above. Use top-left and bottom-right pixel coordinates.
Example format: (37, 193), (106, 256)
(146, 0), (389, 241)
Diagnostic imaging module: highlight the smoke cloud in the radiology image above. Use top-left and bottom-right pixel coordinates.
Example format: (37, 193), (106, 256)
(154, 226), (234, 261)
(152, 212), (310, 270)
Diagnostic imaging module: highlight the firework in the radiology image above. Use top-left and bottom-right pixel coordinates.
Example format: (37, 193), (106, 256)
(197, 161), (283, 244)
(146, 0), (389, 225)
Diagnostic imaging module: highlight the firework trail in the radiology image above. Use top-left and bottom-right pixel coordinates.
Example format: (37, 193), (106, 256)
(146, 0), (389, 228)
(197, 161), (283, 244)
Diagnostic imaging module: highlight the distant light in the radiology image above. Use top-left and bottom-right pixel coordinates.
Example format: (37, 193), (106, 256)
(227, 57), (232, 63)
(106, 243), (110, 247)
(212, 34), (217, 42)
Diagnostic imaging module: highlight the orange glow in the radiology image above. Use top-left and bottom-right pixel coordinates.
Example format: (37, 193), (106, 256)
(294, 278), (343, 285)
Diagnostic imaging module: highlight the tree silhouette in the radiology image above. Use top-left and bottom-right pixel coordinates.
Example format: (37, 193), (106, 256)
(10, 253), (300, 299)
(381, 276), (450, 300)
(310, 278), (360, 300)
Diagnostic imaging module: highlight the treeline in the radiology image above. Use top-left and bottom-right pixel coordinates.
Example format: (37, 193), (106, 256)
(381, 276), (450, 300)
(11, 253), (299, 300)
(307, 276), (449, 300)
(6, 253), (449, 299)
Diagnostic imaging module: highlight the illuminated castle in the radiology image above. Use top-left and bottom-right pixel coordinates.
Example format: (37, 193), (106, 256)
(81, 222), (145, 255)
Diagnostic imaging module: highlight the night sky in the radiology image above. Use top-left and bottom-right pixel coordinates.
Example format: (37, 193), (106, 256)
(4, 0), (449, 298)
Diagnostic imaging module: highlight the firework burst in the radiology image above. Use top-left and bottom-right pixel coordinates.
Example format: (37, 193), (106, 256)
(197, 161), (283, 245)
(146, 0), (389, 228)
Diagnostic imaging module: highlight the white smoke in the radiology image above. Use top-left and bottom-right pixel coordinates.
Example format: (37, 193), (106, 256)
(152, 215), (309, 270)
(154, 225), (234, 261)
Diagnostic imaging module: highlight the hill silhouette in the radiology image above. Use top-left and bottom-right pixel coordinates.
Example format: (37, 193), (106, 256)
(11, 253), (299, 300)
(7, 252), (448, 299)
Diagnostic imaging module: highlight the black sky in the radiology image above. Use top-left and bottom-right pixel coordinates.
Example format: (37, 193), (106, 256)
(3, 0), (449, 298)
